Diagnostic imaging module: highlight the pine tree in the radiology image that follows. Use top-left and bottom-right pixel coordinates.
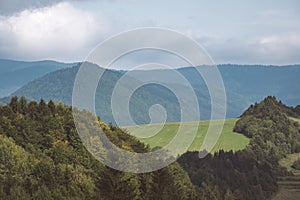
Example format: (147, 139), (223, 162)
(9, 96), (20, 113)
(19, 96), (27, 115)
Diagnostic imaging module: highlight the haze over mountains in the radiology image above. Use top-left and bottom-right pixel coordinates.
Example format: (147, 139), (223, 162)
(1, 59), (300, 125)
(0, 59), (75, 98)
(128, 64), (300, 106)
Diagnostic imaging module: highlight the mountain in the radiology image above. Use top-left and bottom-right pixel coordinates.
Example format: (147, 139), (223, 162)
(6, 63), (251, 124)
(217, 64), (300, 106)
(8, 63), (186, 125)
(129, 64), (300, 106)
(123, 64), (300, 119)
(0, 59), (76, 97)
(234, 96), (300, 140)
(3, 62), (300, 125)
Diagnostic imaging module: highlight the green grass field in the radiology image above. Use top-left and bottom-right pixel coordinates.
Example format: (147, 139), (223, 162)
(279, 153), (300, 176)
(124, 118), (250, 153)
(290, 117), (300, 124)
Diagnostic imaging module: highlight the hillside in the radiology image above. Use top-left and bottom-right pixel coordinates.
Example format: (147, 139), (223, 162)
(5, 63), (299, 125)
(0, 59), (75, 98)
(0, 97), (197, 199)
(9, 63), (186, 125)
(128, 64), (300, 108)
(217, 65), (300, 106)
(177, 97), (300, 200)
(125, 118), (249, 153)
(236, 97), (300, 200)
(274, 175), (300, 200)
(7, 63), (218, 124)
(1, 95), (299, 199)
(1, 62), (299, 125)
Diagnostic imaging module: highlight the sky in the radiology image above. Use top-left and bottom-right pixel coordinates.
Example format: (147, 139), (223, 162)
(0, 0), (300, 67)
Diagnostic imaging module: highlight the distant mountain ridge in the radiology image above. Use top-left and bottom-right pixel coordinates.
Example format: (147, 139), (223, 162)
(1, 61), (300, 125)
(8, 63), (185, 125)
(128, 64), (300, 106)
(0, 59), (76, 97)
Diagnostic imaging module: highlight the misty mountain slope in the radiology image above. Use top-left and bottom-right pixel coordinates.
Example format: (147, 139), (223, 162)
(7, 64), (249, 123)
(129, 64), (300, 106)
(5, 63), (300, 125)
(217, 64), (300, 106)
(10, 63), (193, 125)
(0, 59), (75, 97)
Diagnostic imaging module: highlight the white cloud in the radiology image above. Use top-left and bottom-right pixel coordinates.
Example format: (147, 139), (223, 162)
(0, 0), (84, 15)
(0, 2), (111, 61)
(0, 1), (299, 65)
(197, 34), (300, 65)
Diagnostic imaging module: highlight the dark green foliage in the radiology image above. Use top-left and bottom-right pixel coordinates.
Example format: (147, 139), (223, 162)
(178, 97), (300, 200)
(295, 105), (300, 116)
(0, 135), (34, 199)
(240, 96), (300, 118)
(291, 158), (300, 170)
(234, 96), (300, 160)
(0, 97), (196, 199)
(178, 150), (278, 200)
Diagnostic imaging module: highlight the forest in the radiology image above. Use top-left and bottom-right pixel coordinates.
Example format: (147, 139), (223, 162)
(0, 96), (300, 199)
(178, 96), (300, 199)
(0, 97), (197, 200)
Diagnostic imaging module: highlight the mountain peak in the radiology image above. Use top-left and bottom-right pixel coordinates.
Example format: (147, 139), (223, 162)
(241, 96), (300, 119)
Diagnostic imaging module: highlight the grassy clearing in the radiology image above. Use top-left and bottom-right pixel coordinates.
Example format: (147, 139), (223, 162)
(124, 118), (250, 153)
(290, 117), (300, 124)
(279, 153), (300, 176)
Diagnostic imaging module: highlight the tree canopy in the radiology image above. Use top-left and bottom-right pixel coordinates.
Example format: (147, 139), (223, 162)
(0, 97), (196, 200)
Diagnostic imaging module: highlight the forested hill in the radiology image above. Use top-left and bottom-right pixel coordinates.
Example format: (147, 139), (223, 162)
(1, 96), (299, 199)
(127, 64), (300, 106)
(178, 97), (300, 200)
(240, 95), (300, 119)
(234, 96), (300, 155)
(0, 97), (197, 199)
(5, 63), (300, 125)
(8, 63), (185, 125)
(0, 59), (75, 98)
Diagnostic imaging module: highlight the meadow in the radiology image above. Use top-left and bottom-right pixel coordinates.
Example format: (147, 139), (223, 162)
(124, 118), (250, 153)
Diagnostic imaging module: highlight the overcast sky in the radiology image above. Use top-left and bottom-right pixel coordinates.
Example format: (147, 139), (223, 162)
(0, 0), (300, 67)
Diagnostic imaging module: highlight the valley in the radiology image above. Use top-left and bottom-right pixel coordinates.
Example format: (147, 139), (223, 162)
(1, 0), (299, 199)
(0, 59), (300, 199)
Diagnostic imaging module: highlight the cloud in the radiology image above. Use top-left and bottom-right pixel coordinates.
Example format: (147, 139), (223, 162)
(0, 2), (111, 61)
(0, 1), (299, 65)
(198, 34), (300, 65)
(0, 0), (86, 15)
(0, 0), (59, 15)
(259, 9), (296, 19)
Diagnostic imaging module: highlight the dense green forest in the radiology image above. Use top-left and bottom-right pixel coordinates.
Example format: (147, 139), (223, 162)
(0, 97), (197, 200)
(178, 96), (300, 200)
(1, 96), (299, 199)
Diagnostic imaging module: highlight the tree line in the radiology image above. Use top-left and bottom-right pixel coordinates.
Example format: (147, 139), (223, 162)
(1, 96), (299, 199)
(178, 96), (300, 200)
(0, 97), (197, 200)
